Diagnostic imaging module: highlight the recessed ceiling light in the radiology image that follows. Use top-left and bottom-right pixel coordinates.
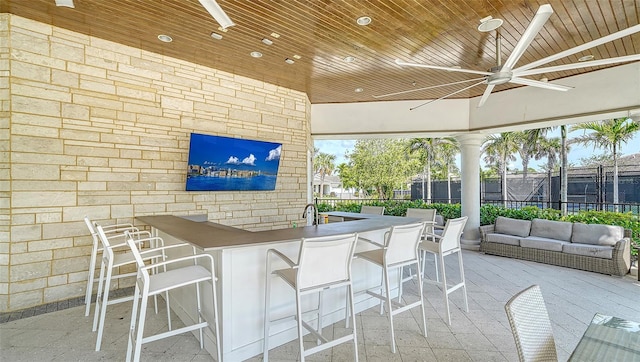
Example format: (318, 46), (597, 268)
(210, 32), (223, 40)
(262, 38), (273, 45)
(250, 51), (263, 58)
(293, 54), (301, 60)
(285, 58), (295, 64)
(356, 16), (372, 26)
(55, 0), (75, 8)
(477, 16), (503, 32)
(157, 34), (173, 43)
(218, 26), (229, 33)
(270, 32), (281, 38)
(343, 56), (356, 63)
(355, 87), (364, 93)
(578, 55), (595, 62)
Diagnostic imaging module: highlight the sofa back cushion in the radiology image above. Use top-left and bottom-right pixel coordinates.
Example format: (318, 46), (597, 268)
(494, 217), (531, 237)
(530, 219), (573, 242)
(571, 223), (624, 246)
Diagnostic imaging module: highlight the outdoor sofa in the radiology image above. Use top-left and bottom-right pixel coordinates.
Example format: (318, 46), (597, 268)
(479, 216), (631, 276)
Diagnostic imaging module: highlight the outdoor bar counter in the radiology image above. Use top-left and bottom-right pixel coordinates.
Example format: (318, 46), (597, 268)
(137, 213), (420, 361)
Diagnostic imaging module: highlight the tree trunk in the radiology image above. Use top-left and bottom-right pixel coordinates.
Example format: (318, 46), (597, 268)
(502, 159), (508, 208)
(447, 163), (452, 203)
(561, 126), (568, 215)
(613, 143), (619, 212)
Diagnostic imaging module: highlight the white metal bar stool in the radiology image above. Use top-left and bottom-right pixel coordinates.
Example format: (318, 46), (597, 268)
(84, 216), (139, 317)
(355, 222), (427, 353)
(421, 216), (469, 325)
(400, 208), (437, 299)
(93, 224), (170, 351)
(263, 233), (359, 362)
(124, 232), (221, 362)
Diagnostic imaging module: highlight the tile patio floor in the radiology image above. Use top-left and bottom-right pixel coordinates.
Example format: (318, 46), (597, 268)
(1, 250), (639, 361)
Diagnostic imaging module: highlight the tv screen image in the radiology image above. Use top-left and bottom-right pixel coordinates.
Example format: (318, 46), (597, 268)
(186, 133), (282, 191)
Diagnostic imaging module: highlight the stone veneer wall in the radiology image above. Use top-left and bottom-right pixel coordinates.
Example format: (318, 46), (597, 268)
(2, 14), (312, 312)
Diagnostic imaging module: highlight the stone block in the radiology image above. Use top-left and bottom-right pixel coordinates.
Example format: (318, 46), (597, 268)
(12, 180), (77, 191)
(11, 123), (60, 138)
(35, 212), (62, 224)
(44, 281), (84, 303)
(9, 224), (42, 242)
(42, 221), (86, 239)
(161, 95), (193, 112)
(118, 63), (161, 80)
(50, 41), (84, 62)
(10, 261), (51, 282)
(87, 171), (138, 182)
(63, 205), (110, 222)
(52, 69), (79, 87)
(12, 191), (76, 208)
(48, 274), (68, 287)
(11, 250), (52, 265)
(12, 95), (61, 117)
(9, 289), (42, 310)
(77, 181), (106, 191)
(9, 277), (47, 293)
(111, 204), (133, 218)
(73, 93), (123, 110)
(67, 62), (106, 78)
(11, 164), (60, 180)
(28, 237), (74, 252)
(80, 79), (116, 94)
(61, 103), (90, 120)
(52, 255), (89, 275)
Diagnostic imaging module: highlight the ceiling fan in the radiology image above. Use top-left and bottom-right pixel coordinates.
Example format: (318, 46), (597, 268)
(374, 4), (640, 110)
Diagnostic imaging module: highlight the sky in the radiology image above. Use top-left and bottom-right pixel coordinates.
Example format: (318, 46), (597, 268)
(188, 133), (282, 174)
(314, 127), (640, 173)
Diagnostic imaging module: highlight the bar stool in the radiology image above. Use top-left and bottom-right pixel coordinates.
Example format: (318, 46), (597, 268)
(263, 233), (359, 362)
(355, 222), (427, 353)
(360, 205), (385, 215)
(123, 232), (221, 362)
(93, 224), (171, 351)
(421, 216), (469, 325)
(400, 208), (437, 299)
(83, 216), (139, 317)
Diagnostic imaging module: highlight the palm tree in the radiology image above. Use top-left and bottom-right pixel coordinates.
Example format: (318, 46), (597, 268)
(534, 136), (562, 172)
(526, 126), (570, 214)
(407, 137), (456, 203)
(570, 118), (639, 210)
(482, 132), (519, 207)
(433, 140), (460, 203)
(516, 131), (537, 180)
(313, 152), (336, 196)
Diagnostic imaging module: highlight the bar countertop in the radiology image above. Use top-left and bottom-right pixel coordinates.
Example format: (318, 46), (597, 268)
(137, 213), (420, 251)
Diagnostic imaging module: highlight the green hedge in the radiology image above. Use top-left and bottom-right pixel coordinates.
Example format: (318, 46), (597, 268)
(318, 200), (639, 257)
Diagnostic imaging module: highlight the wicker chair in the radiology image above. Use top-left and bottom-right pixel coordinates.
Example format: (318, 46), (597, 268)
(504, 285), (558, 362)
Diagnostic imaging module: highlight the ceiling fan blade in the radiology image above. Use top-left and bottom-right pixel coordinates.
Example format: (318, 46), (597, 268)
(502, 4), (553, 70)
(477, 84), (495, 107)
(372, 77), (486, 99)
(198, 0), (235, 29)
(515, 24), (640, 72)
(509, 77), (572, 91)
(515, 54), (640, 77)
(410, 81), (486, 111)
(395, 59), (492, 76)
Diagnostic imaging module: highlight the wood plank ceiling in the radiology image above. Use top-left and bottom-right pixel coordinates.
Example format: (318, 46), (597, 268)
(3, 0), (639, 104)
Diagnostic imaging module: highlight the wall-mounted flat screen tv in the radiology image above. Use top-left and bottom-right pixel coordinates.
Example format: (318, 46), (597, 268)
(186, 133), (282, 191)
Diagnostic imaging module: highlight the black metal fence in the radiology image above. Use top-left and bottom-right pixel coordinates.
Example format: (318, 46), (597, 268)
(318, 165), (640, 217)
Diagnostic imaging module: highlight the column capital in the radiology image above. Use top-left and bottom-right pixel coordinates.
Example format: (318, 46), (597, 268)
(455, 132), (486, 146)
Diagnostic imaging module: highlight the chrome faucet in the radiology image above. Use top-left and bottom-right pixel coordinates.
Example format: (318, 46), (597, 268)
(302, 203), (319, 226)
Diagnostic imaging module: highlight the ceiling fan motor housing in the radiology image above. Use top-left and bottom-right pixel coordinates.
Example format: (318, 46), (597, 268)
(486, 66), (512, 85)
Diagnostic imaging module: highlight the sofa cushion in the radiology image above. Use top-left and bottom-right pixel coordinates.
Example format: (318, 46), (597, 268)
(521, 236), (569, 252)
(485, 233), (521, 246)
(571, 223), (624, 246)
(563, 243), (613, 259)
(530, 219), (573, 242)
(494, 217), (532, 237)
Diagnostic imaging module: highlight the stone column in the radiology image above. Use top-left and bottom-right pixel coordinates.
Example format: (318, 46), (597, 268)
(456, 133), (485, 250)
